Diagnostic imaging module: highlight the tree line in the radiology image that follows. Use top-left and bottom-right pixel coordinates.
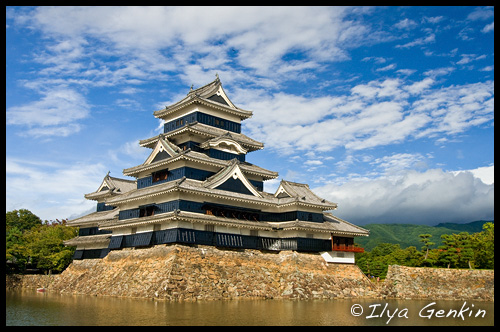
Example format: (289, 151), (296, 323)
(6, 209), (77, 274)
(355, 222), (494, 279)
(6, 209), (494, 278)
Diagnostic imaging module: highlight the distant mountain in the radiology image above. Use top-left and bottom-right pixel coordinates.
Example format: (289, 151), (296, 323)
(433, 220), (491, 233)
(355, 220), (493, 252)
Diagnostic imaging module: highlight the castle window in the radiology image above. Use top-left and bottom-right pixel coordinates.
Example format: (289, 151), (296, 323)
(152, 169), (168, 183)
(139, 205), (156, 218)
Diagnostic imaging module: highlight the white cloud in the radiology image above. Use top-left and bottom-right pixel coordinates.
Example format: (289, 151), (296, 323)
(395, 33), (435, 49)
(6, 88), (90, 137)
(481, 22), (494, 33)
(6, 158), (108, 221)
(412, 80), (494, 137)
(13, 6), (372, 84)
(467, 7), (494, 21)
(314, 167), (494, 225)
(375, 63), (397, 72)
(242, 77), (492, 154)
(452, 165), (494, 185)
(394, 18), (418, 30)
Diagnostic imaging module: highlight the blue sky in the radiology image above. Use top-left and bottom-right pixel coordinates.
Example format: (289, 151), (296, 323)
(6, 6), (494, 225)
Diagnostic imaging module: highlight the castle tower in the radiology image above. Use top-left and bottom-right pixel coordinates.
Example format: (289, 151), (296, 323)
(66, 76), (368, 263)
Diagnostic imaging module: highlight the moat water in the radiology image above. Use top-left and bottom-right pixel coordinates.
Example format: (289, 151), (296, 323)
(6, 289), (494, 326)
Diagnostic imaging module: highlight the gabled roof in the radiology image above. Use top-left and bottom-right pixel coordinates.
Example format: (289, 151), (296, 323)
(203, 159), (262, 197)
(153, 76), (253, 121)
(143, 136), (182, 165)
(275, 180), (337, 210)
(84, 173), (136, 201)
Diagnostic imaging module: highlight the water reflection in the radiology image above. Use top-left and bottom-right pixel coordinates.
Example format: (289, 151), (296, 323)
(6, 290), (494, 326)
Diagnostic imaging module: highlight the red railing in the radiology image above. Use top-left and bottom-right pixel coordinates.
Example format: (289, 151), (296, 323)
(331, 244), (364, 253)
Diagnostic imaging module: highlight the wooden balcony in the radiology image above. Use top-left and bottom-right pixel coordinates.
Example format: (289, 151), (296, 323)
(331, 244), (364, 253)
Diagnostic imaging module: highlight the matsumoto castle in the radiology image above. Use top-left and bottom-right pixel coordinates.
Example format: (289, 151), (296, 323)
(65, 76), (369, 264)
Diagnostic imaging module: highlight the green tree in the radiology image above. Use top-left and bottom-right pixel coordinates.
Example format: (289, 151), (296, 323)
(6, 209), (43, 273)
(6, 209), (42, 232)
(6, 209), (77, 274)
(24, 220), (77, 273)
(419, 233), (435, 260)
(438, 232), (474, 268)
(471, 222), (494, 269)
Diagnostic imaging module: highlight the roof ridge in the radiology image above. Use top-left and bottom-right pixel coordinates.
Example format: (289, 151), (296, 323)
(187, 75), (221, 97)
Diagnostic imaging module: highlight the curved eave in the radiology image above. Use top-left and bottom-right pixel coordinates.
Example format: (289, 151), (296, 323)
(98, 211), (366, 239)
(99, 211), (271, 231)
(105, 179), (337, 213)
(268, 221), (368, 236)
(123, 152), (278, 180)
(154, 97), (252, 121)
(64, 234), (111, 247)
(140, 124), (264, 152)
(323, 212), (370, 236)
(66, 209), (120, 227)
(84, 190), (117, 201)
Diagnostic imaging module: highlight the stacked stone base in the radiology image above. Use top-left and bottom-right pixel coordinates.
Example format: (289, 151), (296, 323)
(6, 244), (493, 301)
(381, 265), (494, 301)
(8, 244), (378, 300)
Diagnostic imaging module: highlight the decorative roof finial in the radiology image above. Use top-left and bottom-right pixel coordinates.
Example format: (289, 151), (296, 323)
(106, 170), (110, 177)
(215, 72), (219, 81)
(190, 84), (193, 91)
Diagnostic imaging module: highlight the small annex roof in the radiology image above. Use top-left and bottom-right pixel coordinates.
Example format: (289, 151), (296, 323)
(153, 75), (253, 121)
(63, 233), (111, 247)
(66, 207), (119, 228)
(322, 212), (370, 237)
(84, 172), (136, 201)
(203, 159), (262, 197)
(274, 180), (337, 210)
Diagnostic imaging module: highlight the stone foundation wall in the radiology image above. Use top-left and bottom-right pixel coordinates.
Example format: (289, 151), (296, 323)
(6, 244), (378, 300)
(6, 244), (494, 302)
(381, 265), (494, 301)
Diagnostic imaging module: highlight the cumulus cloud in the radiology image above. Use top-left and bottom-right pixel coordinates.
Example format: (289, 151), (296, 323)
(313, 167), (494, 225)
